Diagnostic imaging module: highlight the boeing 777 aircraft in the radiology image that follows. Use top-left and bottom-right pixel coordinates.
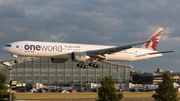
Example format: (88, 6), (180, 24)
(2, 28), (176, 68)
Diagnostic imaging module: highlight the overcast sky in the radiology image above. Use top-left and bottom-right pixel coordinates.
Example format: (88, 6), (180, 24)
(0, 0), (179, 72)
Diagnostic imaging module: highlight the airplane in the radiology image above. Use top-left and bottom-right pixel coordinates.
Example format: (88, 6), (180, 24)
(2, 27), (176, 68)
(146, 85), (158, 92)
(115, 82), (123, 91)
(58, 82), (75, 91)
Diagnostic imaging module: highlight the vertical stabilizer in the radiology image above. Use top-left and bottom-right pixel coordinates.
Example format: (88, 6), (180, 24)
(140, 27), (163, 51)
(120, 82), (123, 89)
(72, 82), (75, 89)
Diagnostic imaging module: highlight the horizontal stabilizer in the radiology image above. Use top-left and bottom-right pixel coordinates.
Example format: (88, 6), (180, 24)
(147, 50), (177, 55)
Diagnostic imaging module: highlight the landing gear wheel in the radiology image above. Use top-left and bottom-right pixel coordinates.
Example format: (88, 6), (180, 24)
(84, 65), (88, 69)
(89, 63), (93, 66)
(96, 65), (100, 68)
(81, 64), (85, 68)
(77, 64), (81, 67)
(14, 60), (18, 63)
(93, 64), (96, 67)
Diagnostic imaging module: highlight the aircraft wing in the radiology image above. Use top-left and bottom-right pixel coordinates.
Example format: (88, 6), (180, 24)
(87, 41), (150, 56)
(147, 50), (177, 55)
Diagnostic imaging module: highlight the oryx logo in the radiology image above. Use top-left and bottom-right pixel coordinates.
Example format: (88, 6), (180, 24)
(24, 44), (62, 52)
(120, 82), (123, 89)
(145, 31), (162, 51)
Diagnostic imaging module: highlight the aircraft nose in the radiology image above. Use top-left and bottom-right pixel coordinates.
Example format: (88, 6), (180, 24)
(2, 46), (7, 52)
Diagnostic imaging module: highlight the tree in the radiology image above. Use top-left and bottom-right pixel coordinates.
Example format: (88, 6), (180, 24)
(97, 75), (123, 101)
(11, 93), (16, 101)
(0, 72), (9, 101)
(152, 72), (178, 101)
(0, 72), (16, 101)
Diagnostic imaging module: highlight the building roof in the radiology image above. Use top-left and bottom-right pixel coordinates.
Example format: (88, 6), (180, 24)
(104, 61), (133, 68)
(0, 57), (133, 68)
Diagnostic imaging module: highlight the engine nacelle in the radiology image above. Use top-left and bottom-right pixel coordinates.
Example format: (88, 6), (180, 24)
(71, 52), (89, 62)
(51, 58), (68, 63)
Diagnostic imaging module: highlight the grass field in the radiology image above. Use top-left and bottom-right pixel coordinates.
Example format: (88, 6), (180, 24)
(15, 92), (98, 99)
(15, 92), (180, 100)
(15, 92), (157, 100)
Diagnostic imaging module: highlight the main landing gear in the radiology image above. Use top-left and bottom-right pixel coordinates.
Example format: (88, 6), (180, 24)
(77, 62), (100, 69)
(77, 63), (88, 69)
(88, 63), (100, 68)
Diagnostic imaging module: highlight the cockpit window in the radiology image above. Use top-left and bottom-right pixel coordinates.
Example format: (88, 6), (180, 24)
(5, 45), (11, 47)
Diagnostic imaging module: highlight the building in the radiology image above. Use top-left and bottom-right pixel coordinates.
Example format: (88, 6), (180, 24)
(0, 57), (132, 88)
(131, 69), (180, 85)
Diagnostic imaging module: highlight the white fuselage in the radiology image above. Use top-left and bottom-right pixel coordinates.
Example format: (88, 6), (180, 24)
(59, 86), (74, 91)
(2, 41), (162, 62)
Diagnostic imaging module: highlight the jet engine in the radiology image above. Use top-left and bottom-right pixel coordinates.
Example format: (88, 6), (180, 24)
(71, 52), (89, 62)
(51, 58), (68, 63)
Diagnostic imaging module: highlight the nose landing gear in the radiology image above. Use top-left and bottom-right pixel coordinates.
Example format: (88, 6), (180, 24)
(12, 55), (18, 63)
(14, 60), (18, 63)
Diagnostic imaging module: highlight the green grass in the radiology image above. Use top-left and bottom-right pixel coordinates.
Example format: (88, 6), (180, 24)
(15, 92), (180, 100)
(122, 92), (155, 98)
(15, 92), (98, 100)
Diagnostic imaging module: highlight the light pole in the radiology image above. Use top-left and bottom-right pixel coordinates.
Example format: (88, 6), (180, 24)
(39, 74), (41, 83)
(10, 80), (18, 101)
(6, 65), (13, 101)
(9, 67), (12, 101)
